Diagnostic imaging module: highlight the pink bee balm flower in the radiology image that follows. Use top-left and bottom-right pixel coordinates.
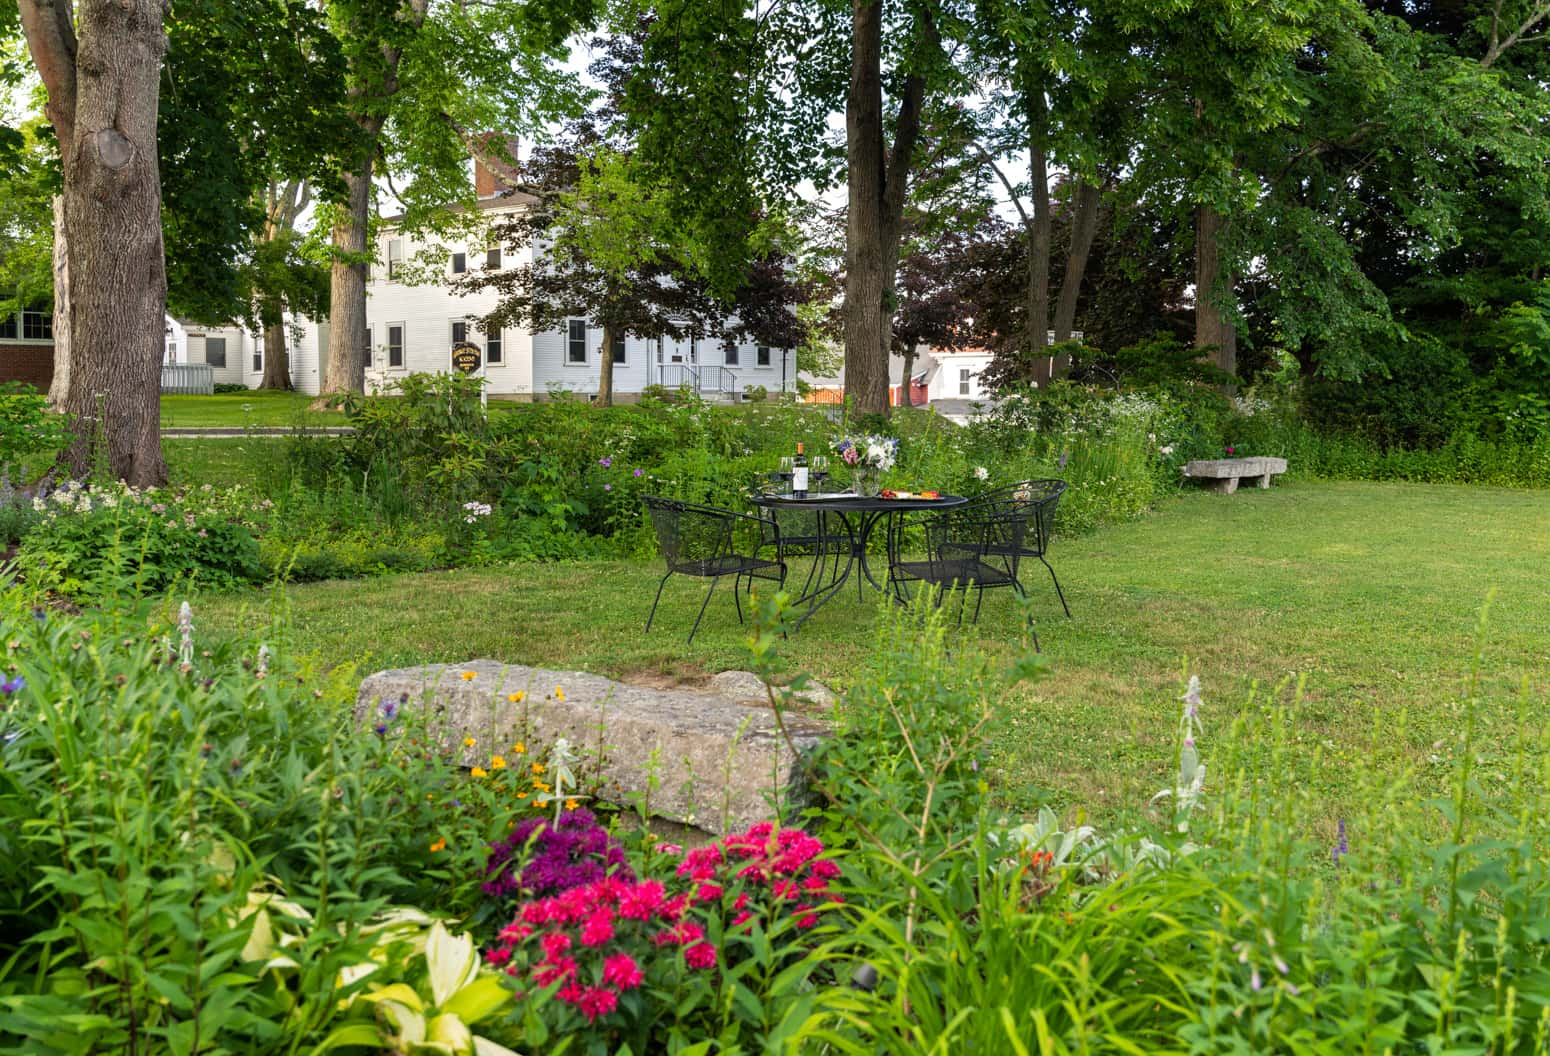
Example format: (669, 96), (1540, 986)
(619, 880), (665, 920)
(603, 953), (644, 990)
(534, 955), (577, 987)
(684, 942), (718, 970)
(541, 931), (572, 960)
(580, 907), (615, 946)
(694, 883), (724, 903)
(576, 986), (619, 1023)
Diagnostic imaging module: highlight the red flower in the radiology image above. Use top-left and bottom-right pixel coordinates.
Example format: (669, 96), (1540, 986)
(684, 941), (718, 970)
(580, 907), (615, 947)
(534, 955), (577, 987)
(576, 986), (619, 1023)
(619, 880), (665, 920)
(603, 953), (644, 991)
(694, 883), (723, 904)
(540, 931), (572, 960)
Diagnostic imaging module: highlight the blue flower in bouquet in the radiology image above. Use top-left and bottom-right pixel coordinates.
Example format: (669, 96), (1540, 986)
(835, 435), (898, 472)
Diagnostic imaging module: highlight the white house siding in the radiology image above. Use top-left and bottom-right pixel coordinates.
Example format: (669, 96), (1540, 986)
(186, 326), (258, 387)
(259, 198), (796, 399)
(926, 351), (995, 403)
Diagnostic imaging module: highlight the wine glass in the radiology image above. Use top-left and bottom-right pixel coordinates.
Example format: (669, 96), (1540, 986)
(810, 454), (829, 484)
(778, 456), (794, 486)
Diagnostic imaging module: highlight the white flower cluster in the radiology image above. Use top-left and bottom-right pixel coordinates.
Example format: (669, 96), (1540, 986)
(461, 501), (492, 524)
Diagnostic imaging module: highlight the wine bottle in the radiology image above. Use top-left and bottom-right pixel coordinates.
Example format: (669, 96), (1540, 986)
(792, 442), (809, 498)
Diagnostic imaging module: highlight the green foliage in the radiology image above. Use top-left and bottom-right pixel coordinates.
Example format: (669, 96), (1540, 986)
(0, 382), (66, 483)
(14, 483), (265, 599)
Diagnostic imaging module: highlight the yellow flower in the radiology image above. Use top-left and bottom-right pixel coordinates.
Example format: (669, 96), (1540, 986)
(463, 737), (476, 748)
(555, 686), (565, 702)
(429, 837), (447, 853)
(512, 742), (526, 754)
(565, 798), (579, 810)
(490, 755), (507, 770)
(531, 762), (546, 774)
(517, 792), (528, 799)
(534, 781), (551, 794)
(461, 671), (477, 682)
(471, 767), (489, 778)
(507, 691), (525, 703)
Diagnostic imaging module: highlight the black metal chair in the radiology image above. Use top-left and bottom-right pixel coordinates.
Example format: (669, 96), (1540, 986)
(643, 496), (787, 644)
(966, 479), (1071, 617)
(755, 476), (849, 600)
(885, 506), (1033, 639)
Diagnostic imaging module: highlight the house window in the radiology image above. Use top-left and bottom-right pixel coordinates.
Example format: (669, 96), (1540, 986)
(363, 327), (373, 368)
(0, 312), (16, 339)
(567, 319), (587, 363)
(959, 368), (971, 396)
(757, 345), (771, 366)
(688, 336), (697, 364)
(486, 246), (501, 270)
(452, 320), (468, 345)
(451, 251), (466, 274)
(387, 238), (403, 280)
(388, 323), (405, 367)
(22, 308), (52, 340)
(253, 345), (262, 373)
(486, 328), (502, 364)
(611, 334), (626, 364)
(724, 341), (739, 366)
(205, 337), (228, 368)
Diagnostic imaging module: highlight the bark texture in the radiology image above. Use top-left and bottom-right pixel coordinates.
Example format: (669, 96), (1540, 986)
(260, 316), (291, 390)
(1053, 180), (1100, 344)
(1194, 203), (1236, 377)
(257, 179), (308, 390)
(898, 342), (916, 407)
(598, 324), (615, 406)
(47, 195), (72, 409)
(843, 0), (934, 419)
(22, 0), (170, 485)
(1025, 88), (1052, 385)
(319, 160), (374, 399)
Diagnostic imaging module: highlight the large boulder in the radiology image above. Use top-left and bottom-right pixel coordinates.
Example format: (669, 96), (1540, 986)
(355, 661), (833, 834)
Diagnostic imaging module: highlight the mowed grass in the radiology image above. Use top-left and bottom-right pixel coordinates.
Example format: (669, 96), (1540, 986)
(199, 480), (1549, 826)
(160, 392), (344, 428)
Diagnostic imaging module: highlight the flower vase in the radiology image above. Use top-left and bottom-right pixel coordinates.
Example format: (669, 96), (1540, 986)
(852, 465), (882, 497)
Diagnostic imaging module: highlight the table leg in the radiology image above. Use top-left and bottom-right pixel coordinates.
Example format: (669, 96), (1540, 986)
(790, 511), (859, 631)
(855, 509), (890, 595)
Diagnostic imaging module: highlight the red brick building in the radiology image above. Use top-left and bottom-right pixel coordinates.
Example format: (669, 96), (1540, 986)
(0, 307), (54, 391)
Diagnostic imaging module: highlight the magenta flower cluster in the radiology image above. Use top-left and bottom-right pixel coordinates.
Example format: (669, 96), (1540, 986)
(487, 823), (842, 1028)
(483, 808), (633, 903)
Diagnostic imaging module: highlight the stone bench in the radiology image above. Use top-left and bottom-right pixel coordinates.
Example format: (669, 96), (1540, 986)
(355, 661), (832, 834)
(1182, 456), (1287, 494)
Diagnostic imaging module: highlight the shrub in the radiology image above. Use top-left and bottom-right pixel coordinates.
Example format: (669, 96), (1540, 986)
(0, 380), (66, 483)
(14, 481), (266, 597)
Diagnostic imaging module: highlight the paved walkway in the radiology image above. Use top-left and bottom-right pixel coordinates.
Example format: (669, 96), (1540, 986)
(159, 427), (354, 438)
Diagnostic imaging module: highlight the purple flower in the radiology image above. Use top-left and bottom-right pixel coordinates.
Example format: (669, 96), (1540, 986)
(380, 695), (401, 721)
(598, 457), (612, 468)
(373, 724), (388, 736)
(483, 808), (633, 902)
(0, 675), (24, 695)
(1058, 451), (1069, 470)
(633, 468), (644, 477)
(603, 483), (612, 492)
(1332, 818), (1349, 867)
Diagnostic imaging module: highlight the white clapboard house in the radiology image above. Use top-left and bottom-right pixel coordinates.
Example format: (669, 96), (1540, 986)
(168, 158), (798, 400)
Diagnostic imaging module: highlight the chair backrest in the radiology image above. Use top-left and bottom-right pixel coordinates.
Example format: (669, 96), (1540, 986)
(973, 479), (1065, 555)
(642, 496), (735, 569)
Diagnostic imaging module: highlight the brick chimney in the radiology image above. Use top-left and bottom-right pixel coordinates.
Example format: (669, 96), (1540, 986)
(474, 134), (520, 199)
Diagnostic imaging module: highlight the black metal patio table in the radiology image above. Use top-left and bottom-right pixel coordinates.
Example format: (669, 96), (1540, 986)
(751, 492), (968, 628)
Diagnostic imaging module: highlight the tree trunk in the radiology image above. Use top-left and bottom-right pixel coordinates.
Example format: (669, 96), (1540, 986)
(318, 158), (374, 400)
(898, 342), (916, 407)
(598, 324), (615, 406)
(259, 314), (292, 390)
(842, 0), (935, 420)
(49, 0), (170, 486)
(1025, 86), (1052, 388)
(47, 195), (72, 410)
(1054, 180), (1100, 344)
(1194, 203), (1236, 377)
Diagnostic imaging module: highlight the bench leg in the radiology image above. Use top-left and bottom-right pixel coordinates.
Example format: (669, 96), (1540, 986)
(1206, 476), (1239, 494)
(1256, 473), (1272, 489)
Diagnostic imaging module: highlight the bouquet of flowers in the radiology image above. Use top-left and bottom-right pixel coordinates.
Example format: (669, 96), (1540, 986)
(834, 435), (898, 472)
(835, 435), (898, 495)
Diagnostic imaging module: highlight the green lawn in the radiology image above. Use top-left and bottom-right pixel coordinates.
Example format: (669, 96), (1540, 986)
(160, 391), (344, 428)
(199, 480), (1548, 826)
